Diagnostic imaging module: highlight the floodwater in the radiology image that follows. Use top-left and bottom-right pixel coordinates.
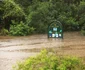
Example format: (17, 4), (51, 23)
(0, 32), (85, 70)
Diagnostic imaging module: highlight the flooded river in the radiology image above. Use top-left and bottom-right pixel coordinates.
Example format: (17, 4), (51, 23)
(0, 32), (85, 70)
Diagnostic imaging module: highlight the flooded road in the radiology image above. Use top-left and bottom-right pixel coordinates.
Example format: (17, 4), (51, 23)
(0, 32), (85, 70)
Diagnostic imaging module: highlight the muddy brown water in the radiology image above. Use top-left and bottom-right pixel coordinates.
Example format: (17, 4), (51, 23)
(0, 32), (85, 70)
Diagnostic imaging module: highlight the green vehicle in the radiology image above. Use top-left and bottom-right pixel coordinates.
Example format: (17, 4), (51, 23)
(48, 20), (63, 39)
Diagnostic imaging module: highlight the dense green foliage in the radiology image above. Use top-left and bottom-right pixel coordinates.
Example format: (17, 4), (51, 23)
(0, 0), (85, 35)
(13, 50), (85, 70)
(9, 21), (34, 36)
(81, 24), (85, 35)
(0, 28), (9, 35)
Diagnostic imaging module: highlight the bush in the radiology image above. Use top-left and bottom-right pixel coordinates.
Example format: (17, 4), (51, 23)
(81, 30), (85, 36)
(0, 28), (9, 36)
(13, 49), (85, 70)
(81, 24), (85, 35)
(9, 21), (34, 36)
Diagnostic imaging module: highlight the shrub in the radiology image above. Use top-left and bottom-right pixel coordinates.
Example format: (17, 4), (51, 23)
(81, 24), (85, 35)
(13, 49), (85, 70)
(9, 21), (34, 36)
(81, 30), (85, 35)
(0, 28), (9, 35)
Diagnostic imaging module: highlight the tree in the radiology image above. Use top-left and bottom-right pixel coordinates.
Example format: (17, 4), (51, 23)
(63, 0), (82, 5)
(0, 0), (25, 30)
